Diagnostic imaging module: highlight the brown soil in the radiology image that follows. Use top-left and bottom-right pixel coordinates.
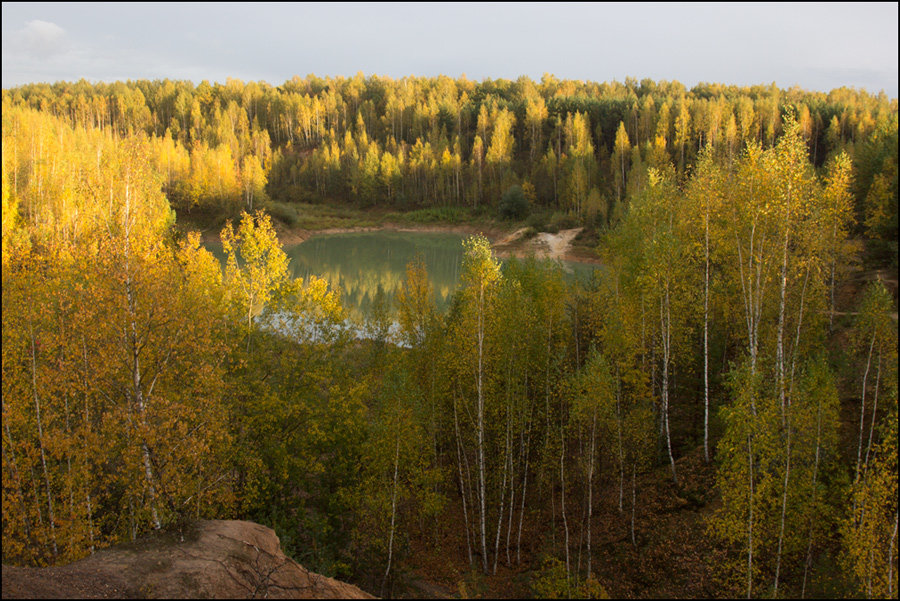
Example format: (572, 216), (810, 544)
(393, 446), (721, 599)
(1, 520), (373, 599)
(490, 227), (603, 264)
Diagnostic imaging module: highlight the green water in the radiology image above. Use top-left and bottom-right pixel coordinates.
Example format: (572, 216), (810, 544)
(208, 231), (603, 320)
(286, 231), (466, 317)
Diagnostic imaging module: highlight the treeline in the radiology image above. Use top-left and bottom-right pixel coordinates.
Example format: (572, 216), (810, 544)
(3, 76), (897, 254)
(2, 86), (898, 598)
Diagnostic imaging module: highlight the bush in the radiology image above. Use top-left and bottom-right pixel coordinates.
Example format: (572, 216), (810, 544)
(264, 201), (298, 227)
(395, 206), (469, 223)
(499, 185), (530, 220)
(526, 211), (551, 232)
(549, 211), (579, 231)
(531, 556), (610, 598)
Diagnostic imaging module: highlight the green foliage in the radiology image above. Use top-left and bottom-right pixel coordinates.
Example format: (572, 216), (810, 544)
(499, 185), (530, 220)
(6, 76), (893, 228)
(531, 556), (571, 598)
(264, 200), (299, 227)
(842, 410), (898, 598)
(384, 206), (471, 224)
(2, 74), (898, 599)
(221, 210), (289, 340)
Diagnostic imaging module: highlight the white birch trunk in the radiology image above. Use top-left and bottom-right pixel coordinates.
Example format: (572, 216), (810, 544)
(775, 185), (792, 422)
(3, 423), (32, 538)
(660, 286), (677, 484)
(704, 205), (710, 462)
(516, 421), (530, 565)
(856, 333), (876, 481)
(747, 432), (755, 599)
(889, 512), (898, 597)
(616, 374), (625, 512)
(453, 398), (473, 568)
(630, 463), (637, 548)
(30, 327), (58, 557)
(476, 281), (488, 574)
(773, 420), (792, 595)
(586, 410), (596, 576)
(382, 428), (401, 597)
(560, 434), (570, 594)
(123, 180), (161, 531)
(801, 386), (823, 599)
(863, 351), (882, 471)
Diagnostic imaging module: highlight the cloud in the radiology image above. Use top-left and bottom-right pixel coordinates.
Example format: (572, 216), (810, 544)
(15, 19), (67, 58)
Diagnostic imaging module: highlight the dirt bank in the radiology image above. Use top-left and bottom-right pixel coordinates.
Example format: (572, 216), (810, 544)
(494, 227), (603, 264)
(2, 520), (373, 599)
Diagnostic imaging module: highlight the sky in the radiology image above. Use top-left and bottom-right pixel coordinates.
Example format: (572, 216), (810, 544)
(2, 2), (898, 97)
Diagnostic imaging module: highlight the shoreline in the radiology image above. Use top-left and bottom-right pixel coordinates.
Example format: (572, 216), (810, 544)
(198, 221), (603, 265)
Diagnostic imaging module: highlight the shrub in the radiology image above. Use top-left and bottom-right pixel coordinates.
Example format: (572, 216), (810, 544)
(526, 211), (551, 232)
(264, 201), (298, 227)
(499, 185), (530, 220)
(549, 211), (579, 231)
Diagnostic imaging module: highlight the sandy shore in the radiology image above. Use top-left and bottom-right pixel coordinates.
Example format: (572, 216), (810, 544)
(493, 227), (602, 264)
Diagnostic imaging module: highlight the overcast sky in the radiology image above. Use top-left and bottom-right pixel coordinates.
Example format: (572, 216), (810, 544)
(2, 2), (897, 97)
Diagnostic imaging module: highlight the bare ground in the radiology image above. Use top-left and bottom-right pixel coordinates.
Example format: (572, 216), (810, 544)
(2, 520), (373, 599)
(492, 227), (602, 264)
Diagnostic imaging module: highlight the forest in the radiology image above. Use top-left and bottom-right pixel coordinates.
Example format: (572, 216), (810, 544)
(1, 74), (898, 598)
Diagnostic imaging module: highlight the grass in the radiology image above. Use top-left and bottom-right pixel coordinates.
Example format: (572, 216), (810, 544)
(382, 206), (473, 224)
(264, 201), (501, 231)
(178, 199), (511, 236)
(264, 201), (381, 230)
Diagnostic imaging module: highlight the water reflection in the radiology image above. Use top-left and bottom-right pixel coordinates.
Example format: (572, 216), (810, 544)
(206, 231), (604, 323)
(285, 231), (465, 319)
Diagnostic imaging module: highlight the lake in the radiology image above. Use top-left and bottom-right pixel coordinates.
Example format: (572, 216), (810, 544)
(208, 230), (603, 321)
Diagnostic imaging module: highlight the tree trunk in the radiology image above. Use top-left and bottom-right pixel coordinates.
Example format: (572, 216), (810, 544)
(888, 512), (898, 598)
(453, 398), (473, 568)
(801, 388), (824, 599)
(381, 425), (401, 597)
(476, 283), (488, 574)
(704, 205), (710, 462)
(747, 432), (755, 599)
(123, 180), (161, 531)
(631, 463), (637, 548)
(829, 257), (836, 332)
(516, 417), (531, 565)
(856, 333), (876, 481)
(660, 286), (677, 484)
(773, 419), (792, 595)
(586, 410), (596, 576)
(863, 350), (882, 471)
(616, 374), (625, 512)
(492, 442), (508, 575)
(30, 326), (58, 557)
(560, 434), (570, 594)
(775, 185), (792, 423)
(2, 424), (32, 539)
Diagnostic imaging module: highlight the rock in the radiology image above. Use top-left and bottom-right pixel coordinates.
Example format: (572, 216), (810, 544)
(2, 520), (373, 599)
